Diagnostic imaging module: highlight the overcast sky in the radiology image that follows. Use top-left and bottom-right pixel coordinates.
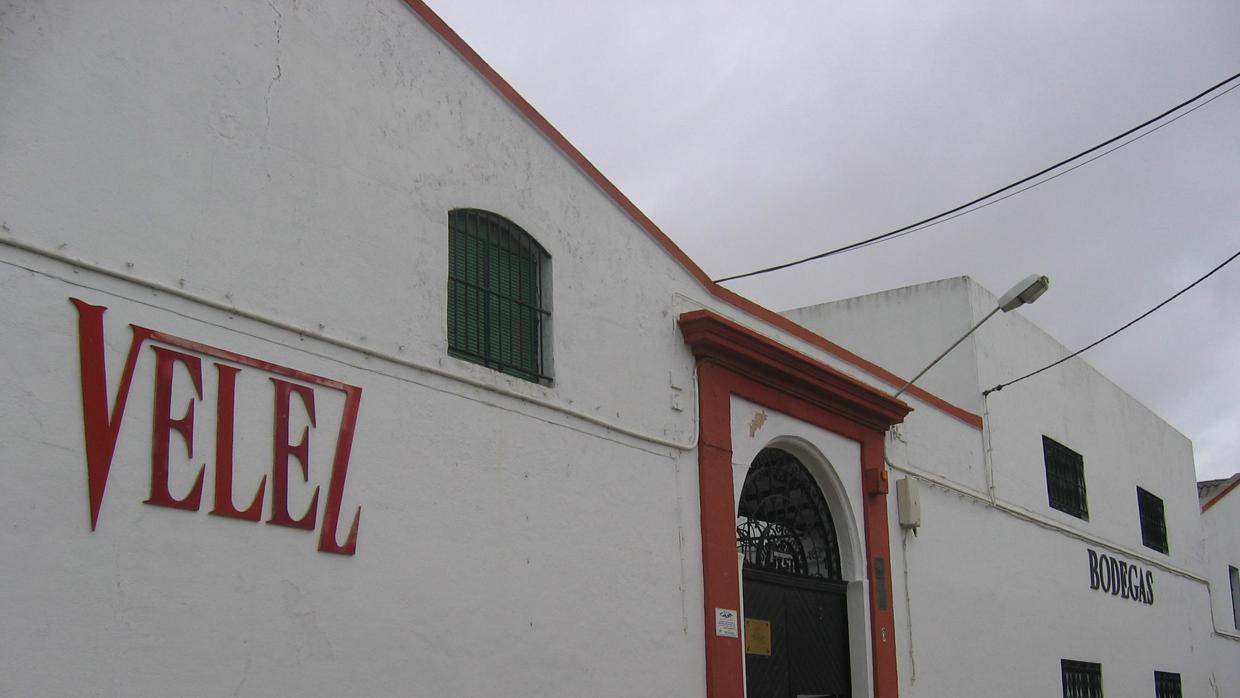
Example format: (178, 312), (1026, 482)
(431, 1), (1240, 481)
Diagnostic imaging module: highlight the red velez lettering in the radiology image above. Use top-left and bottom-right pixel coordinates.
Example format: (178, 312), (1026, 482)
(70, 298), (363, 555)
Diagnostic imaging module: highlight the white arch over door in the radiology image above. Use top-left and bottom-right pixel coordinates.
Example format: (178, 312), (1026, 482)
(729, 395), (876, 698)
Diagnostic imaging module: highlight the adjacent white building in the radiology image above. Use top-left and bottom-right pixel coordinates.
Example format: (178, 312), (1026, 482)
(787, 277), (1240, 696)
(1, 2), (1234, 697)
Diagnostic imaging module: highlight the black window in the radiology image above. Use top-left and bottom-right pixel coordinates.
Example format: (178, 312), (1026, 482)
(1044, 436), (1088, 520)
(1137, 487), (1168, 554)
(1154, 671), (1181, 698)
(447, 209), (550, 383)
(1062, 659), (1102, 698)
(1229, 565), (1240, 630)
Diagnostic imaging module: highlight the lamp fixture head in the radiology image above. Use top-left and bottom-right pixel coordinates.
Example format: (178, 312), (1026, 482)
(997, 274), (1050, 312)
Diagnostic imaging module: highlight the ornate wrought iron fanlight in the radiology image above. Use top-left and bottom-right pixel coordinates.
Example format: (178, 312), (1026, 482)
(737, 448), (843, 581)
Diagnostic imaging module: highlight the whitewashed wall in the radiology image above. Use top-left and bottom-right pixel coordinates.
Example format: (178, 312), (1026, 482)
(0, 248), (710, 696)
(0, 0), (951, 695)
(1203, 489), (1240, 692)
(0, 0), (705, 448)
(782, 277), (983, 413)
(791, 277), (1233, 694)
(9, 0), (1222, 695)
(2, 1), (719, 695)
(884, 481), (1219, 696)
(970, 281), (1203, 564)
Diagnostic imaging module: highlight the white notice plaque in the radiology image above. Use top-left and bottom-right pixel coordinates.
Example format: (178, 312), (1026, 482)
(715, 608), (739, 638)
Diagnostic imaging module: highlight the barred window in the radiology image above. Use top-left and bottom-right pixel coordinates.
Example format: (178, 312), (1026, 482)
(447, 209), (550, 383)
(1137, 487), (1168, 554)
(1154, 671), (1181, 698)
(1061, 659), (1102, 698)
(1044, 436), (1088, 520)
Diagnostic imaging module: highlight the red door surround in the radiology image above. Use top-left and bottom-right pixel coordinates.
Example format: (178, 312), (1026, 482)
(679, 310), (911, 698)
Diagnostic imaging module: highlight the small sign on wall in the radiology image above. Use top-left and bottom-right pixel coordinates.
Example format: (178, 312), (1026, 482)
(744, 619), (771, 656)
(1087, 548), (1154, 605)
(715, 608), (739, 638)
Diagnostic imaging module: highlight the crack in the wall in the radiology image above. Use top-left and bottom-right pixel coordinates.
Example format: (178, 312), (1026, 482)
(264, 0), (283, 132)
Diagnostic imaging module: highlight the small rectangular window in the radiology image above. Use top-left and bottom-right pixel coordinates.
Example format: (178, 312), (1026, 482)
(1154, 671), (1181, 698)
(1044, 436), (1088, 520)
(1230, 565), (1240, 630)
(1062, 659), (1102, 698)
(1137, 487), (1168, 554)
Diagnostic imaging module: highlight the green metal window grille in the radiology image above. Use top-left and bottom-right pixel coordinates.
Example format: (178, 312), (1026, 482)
(1154, 671), (1181, 698)
(1061, 659), (1102, 698)
(1044, 436), (1088, 520)
(1137, 487), (1169, 554)
(447, 209), (550, 383)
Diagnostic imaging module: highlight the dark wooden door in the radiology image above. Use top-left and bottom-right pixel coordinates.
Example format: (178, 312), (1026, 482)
(743, 570), (851, 698)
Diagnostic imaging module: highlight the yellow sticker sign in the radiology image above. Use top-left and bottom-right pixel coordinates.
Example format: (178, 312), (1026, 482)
(744, 619), (772, 656)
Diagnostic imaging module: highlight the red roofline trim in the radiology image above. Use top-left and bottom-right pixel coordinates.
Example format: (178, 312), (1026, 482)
(1202, 476), (1240, 513)
(399, 0), (984, 432)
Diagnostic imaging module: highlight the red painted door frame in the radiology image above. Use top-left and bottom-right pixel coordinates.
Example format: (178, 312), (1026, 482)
(680, 310), (911, 698)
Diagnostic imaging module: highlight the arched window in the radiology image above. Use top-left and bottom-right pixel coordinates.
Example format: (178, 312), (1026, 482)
(447, 209), (551, 383)
(737, 447), (843, 581)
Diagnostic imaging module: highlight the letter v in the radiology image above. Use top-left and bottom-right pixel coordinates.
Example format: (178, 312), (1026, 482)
(72, 299), (151, 530)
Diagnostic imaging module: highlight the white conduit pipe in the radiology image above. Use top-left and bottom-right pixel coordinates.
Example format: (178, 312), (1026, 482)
(0, 234), (699, 452)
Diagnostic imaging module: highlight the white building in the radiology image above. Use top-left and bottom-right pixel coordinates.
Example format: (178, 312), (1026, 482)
(786, 277), (1240, 696)
(1201, 474), (1240, 689)
(0, 2), (1234, 696)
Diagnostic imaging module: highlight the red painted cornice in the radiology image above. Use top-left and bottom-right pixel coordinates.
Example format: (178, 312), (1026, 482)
(679, 309), (911, 432)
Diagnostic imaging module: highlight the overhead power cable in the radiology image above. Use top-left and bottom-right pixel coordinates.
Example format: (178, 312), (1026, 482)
(714, 70), (1240, 284)
(816, 82), (1240, 258)
(983, 247), (1240, 396)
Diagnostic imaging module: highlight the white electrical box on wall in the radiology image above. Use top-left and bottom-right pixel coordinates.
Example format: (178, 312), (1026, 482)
(896, 477), (921, 529)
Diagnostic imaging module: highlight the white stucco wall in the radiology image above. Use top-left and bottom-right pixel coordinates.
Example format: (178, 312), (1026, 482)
(5, 0), (1233, 695)
(0, 1), (941, 695)
(0, 253), (710, 697)
(792, 277), (1235, 693)
(781, 277), (983, 413)
(970, 281), (1203, 569)
(2, 2), (717, 695)
(885, 480), (1219, 696)
(0, 0), (704, 449)
(1202, 489), (1240, 692)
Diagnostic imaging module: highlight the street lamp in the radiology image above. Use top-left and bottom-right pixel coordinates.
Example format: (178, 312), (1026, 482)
(893, 274), (1050, 398)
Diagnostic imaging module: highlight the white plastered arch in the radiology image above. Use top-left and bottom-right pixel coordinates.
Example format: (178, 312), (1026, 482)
(728, 397), (875, 698)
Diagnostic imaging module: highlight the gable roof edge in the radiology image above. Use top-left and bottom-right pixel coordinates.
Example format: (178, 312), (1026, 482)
(1202, 474), (1240, 513)
(400, 0), (982, 431)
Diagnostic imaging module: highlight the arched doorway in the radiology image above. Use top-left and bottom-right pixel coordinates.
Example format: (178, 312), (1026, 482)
(738, 447), (850, 698)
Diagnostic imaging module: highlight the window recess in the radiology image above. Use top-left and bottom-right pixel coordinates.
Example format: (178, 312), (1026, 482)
(446, 209), (551, 384)
(1229, 565), (1240, 630)
(1043, 436), (1088, 520)
(1061, 659), (1102, 698)
(1137, 487), (1168, 554)
(1154, 670), (1181, 698)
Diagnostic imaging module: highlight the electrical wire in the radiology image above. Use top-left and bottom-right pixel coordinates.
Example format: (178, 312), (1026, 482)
(983, 248), (1240, 396)
(825, 83), (1240, 257)
(714, 70), (1240, 284)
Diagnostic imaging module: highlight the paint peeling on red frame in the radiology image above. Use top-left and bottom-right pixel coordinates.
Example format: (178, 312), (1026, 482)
(681, 309), (908, 698)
